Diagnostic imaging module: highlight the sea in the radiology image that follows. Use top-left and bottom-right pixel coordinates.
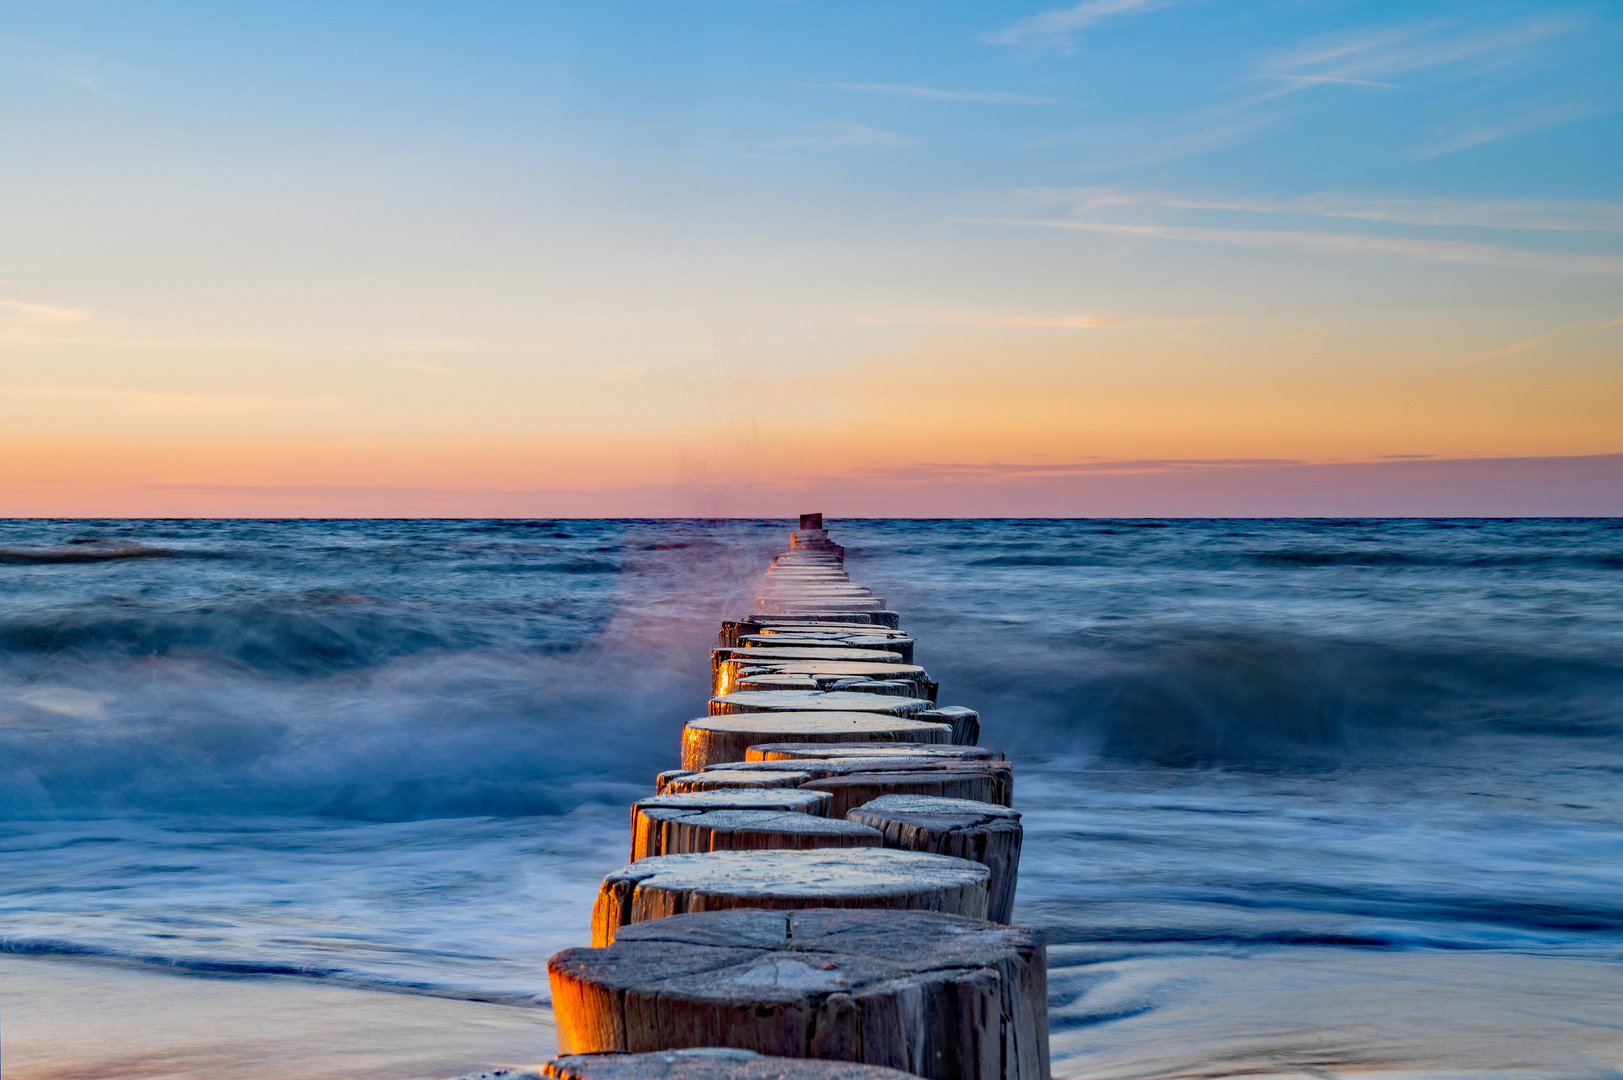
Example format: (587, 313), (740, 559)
(2, 518), (1621, 1079)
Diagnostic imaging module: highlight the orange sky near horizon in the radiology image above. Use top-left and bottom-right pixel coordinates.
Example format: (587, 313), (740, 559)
(5, 309), (1621, 515)
(4, 3), (1621, 517)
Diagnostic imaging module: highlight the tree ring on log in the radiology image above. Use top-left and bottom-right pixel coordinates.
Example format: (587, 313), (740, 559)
(682, 713), (951, 771)
(631, 807), (882, 860)
(708, 691), (934, 718)
(548, 908), (1049, 1080)
(590, 848), (990, 945)
(540, 1047), (924, 1080)
(698, 758), (1014, 809)
(746, 742), (1003, 762)
(800, 771), (1008, 818)
(633, 791), (834, 856)
(656, 770), (813, 795)
(848, 795), (1023, 924)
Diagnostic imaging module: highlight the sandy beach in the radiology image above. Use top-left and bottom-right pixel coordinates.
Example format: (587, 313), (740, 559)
(0, 955), (555, 1080)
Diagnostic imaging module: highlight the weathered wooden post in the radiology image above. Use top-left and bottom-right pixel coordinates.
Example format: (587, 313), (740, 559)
(746, 742), (1003, 763)
(799, 770), (1007, 818)
(632, 807), (882, 860)
(681, 713), (952, 770)
(590, 848), (991, 945)
(655, 768), (813, 793)
(631, 789), (834, 860)
(517, 516), (1051, 1080)
(848, 795), (1024, 924)
(538, 1047), (924, 1080)
(697, 757), (1015, 808)
(549, 909), (1050, 1080)
(708, 690), (936, 718)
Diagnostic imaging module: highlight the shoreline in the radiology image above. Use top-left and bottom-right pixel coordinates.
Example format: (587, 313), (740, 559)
(0, 953), (556, 1080)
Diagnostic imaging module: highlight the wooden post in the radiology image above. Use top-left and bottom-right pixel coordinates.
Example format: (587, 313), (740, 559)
(655, 769), (812, 794)
(746, 742), (1003, 762)
(712, 648), (906, 694)
(916, 707), (980, 746)
(590, 848), (990, 945)
(540, 1047), (924, 1080)
(708, 690), (934, 718)
(800, 770), (1007, 818)
(632, 790), (833, 860)
(848, 795), (1023, 924)
(740, 633), (916, 664)
(549, 908), (1050, 1080)
(715, 659), (930, 698)
(631, 807), (881, 860)
(701, 757), (1014, 807)
(681, 714), (952, 770)
(508, 518), (1051, 1080)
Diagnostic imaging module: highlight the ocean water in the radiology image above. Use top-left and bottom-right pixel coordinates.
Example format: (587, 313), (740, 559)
(2, 518), (1621, 1078)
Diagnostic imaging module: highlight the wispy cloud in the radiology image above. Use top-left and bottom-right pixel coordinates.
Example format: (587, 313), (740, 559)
(1419, 102), (1609, 157)
(1260, 17), (1578, 96)
(601, 363), (649, 382)
(1461, 315), (1623, 365)
(986, 0), (1172, 48)
(0, 299), (90, 323)
(1465, 334), (1554, 365)
(394, 359), (459, 375)
(820, 83), (1063, 105)
(1027, 111), (1277, 171)
(767, 123), (913, 149)
(938, 313), (1191, 329)
(0, 38), (123, 99)
(857, 459), (1304, 481)
(1274, 75), (1402, 90)
(0, 387), (342, 416)
(844, 311), (1203, 329)
(984, 217), (1623, 274)
(1026, 186), (1623, 232)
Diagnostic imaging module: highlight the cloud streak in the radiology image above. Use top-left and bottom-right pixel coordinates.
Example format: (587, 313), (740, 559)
(984, 217), (1623, 274)
(843, 311), (1203, 330)
(821, 83), (1063, 105)
(1026, 186), (1623, 232)
(986, 0), (1171, 48)
(853, 458), (1305, 480)
(1418, 102), (1609, 158)
(1260, 17), (1578, 96)
(767, 124), (912, 149)
(0, 387), (343, 416)
(0, 299), (90, 323)
(1461, 315), (1623, 365)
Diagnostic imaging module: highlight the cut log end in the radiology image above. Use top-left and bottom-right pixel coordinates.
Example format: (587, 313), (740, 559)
(549, 909), (1050, 1080)
(590, 847), (990, 946)
(681, 713), (952, 771)
(631, 807), (882, 861)
(709, 690), (934, 718)
(657, 770), (812, 795)
(746, 742), (1003, 763)
(542, 1048), (923, 1080)
(633, 790), (834, 857)
(847, 795), (1024, 924)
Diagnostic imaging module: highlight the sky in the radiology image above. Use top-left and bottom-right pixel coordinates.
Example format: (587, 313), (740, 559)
(2, 0), (1621, 516)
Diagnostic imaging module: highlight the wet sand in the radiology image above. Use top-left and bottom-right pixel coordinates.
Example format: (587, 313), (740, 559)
(1047, 948), (1623, 1079)
(0, 955), (555, 1080)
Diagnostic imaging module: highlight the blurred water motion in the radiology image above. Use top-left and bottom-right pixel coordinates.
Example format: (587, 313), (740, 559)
(1, 517), (1620, 1077)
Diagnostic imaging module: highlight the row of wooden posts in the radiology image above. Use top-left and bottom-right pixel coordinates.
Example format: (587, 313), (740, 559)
(505, 516), (1050, 1080)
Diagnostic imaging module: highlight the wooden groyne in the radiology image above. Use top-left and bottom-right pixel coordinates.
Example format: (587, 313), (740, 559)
(515, 516), (1048, 1080)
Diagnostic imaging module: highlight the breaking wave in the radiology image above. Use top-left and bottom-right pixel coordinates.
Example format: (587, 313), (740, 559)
(1, 517), (1620, 817)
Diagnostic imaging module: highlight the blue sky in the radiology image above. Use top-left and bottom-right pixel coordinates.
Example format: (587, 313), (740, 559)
(2, 1), (1620, 514)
